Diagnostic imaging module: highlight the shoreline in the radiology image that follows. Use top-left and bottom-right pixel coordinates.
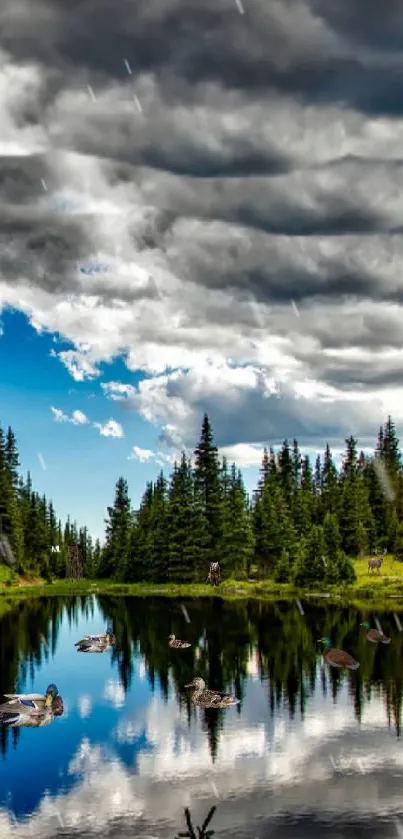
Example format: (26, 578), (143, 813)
(1, 574), (403, 612)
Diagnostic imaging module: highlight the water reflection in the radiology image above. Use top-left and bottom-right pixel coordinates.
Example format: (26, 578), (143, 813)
(0, 595), (402, 837)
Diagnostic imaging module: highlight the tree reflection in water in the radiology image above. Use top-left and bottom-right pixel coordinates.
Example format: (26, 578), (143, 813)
(0, 594), (402, 764)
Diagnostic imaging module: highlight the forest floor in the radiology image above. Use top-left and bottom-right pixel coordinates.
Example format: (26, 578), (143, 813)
(0, 555), (403, 611)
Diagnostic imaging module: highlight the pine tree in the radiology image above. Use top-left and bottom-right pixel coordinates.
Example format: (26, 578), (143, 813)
(149, 472), (169, 582)
(128, 483), (154, 581)
(100, 477), (132, 580)
(321, 445), (339, 516)
(294, 525), (326, 586)
(167, 454), (200, 582)
(194, 414), (223, 572)
(220, 465), (254, 578)
(5, 427), (19, 489)
(278, 440), (294, 508)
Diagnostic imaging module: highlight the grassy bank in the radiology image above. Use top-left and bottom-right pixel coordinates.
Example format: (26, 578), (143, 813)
(0, 555), (403, 611)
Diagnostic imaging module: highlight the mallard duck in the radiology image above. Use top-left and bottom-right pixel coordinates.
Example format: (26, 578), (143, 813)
(75, 626), (115, 651)
(318, 638), (359, 670)
(185, 677), (240, 708)
(75, 626), (115, 647)
(75, 638), (112, 653)
(168, 634), (191, 649)
(0, 684), (60, 718)
(0, 695), (64, 728)
(360, 621), (390, 644)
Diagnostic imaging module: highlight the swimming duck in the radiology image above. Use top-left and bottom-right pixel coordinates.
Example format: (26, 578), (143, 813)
(168, 634), (191, 649)
(75, 626), (115, 651)
(360, 621), (390, 644)
(185, 677), (240, 708)
(0, 695), (64, 728)
(0, 683), (60, 718)
(75, 638), (112, 653)
(318, 637), (360, 670)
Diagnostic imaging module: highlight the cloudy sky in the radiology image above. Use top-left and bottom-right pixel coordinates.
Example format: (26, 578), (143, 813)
(1, 0), (402, 539)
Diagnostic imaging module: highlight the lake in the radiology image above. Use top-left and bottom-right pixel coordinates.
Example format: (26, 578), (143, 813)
(0, 595), (403, 839)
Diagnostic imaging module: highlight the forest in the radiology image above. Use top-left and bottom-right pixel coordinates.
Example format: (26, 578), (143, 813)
(0, 413), (402, 586)
(0, 424), (95, 580)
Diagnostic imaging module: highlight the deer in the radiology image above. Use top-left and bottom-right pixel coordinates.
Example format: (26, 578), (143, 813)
(367, 548), (387, 574)
(206, 561), (221, 586)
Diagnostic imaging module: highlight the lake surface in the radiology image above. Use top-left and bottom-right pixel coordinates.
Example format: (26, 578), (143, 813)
(0, 595), (403, 839)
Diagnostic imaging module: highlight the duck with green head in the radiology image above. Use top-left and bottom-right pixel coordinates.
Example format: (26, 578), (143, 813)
(75, 625), (116, 651)
(360, 621), (390, 644)
(0, 683), (63, 727)
(318, 637), (359, 670)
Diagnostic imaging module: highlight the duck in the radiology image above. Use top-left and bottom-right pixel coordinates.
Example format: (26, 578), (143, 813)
(360, 621), (390, 644)
(0, 683), (61, 721)
(75, 626), (115, 651)
(317, 637), (360, 670)
(75, 638), (112, 653)
(168, 634), (191, 649)
(0, 695), (64, 728)
(185, 677), (240, 708)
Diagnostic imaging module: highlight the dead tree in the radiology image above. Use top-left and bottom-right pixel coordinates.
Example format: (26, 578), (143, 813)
(66, 544), (83, 580)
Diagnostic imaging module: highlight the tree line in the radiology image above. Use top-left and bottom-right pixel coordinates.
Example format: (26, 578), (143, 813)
(0, 423), (97, 579)
(99, 414), (403, 585)
(1, 414), (402, 585)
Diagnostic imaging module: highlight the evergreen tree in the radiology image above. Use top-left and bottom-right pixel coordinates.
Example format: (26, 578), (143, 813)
(294, 525), (326, 586)
(128, 483), (154, 581)
(167, 454), (197, 582)
(100, 478), (132, 580)
(149, 472), (169, 582)
(194, 414), (223, 571)
(219, 465), (254, 578)
(5, 427), (19, 489)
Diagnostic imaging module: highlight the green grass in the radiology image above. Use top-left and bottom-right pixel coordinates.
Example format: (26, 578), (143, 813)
(1, 555), (403, 610)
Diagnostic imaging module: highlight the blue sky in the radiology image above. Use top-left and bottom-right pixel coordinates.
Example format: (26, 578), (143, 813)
(0, 309), (262, 542)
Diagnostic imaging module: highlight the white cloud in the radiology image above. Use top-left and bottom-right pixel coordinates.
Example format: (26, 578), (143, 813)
(50, 407), (124, 438)
(77, 695), (92, 720)
(102, 679), (126, 708)
(219, 443), (265, 468)
(71, 409), (89, 425)
(129, 444), (156, 462)
(50, 406), (69, 422)
(93, 419), (124, 438)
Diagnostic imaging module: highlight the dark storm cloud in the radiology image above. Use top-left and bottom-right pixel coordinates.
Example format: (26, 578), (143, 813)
(151, 373), (381, 449)
(0, 155), (51, 203)
(314, 0), (403, 53)
(295, 350), (403, 391)
(302, 309), (403, 352)
(0, 205), (90, 286)
(3, 0), (403, 118)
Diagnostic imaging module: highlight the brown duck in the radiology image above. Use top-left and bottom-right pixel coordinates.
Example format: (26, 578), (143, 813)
(318, 637), (360, 670)
(360, 621), (390, 644)
(168, 634), (191, 649)
(185, 677), (240, 708)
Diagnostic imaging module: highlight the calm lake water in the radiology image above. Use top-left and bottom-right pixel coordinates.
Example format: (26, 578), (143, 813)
(0, 595), (403, 839)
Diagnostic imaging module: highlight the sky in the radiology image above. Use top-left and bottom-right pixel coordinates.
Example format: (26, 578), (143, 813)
(1, 0), (403, 541)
